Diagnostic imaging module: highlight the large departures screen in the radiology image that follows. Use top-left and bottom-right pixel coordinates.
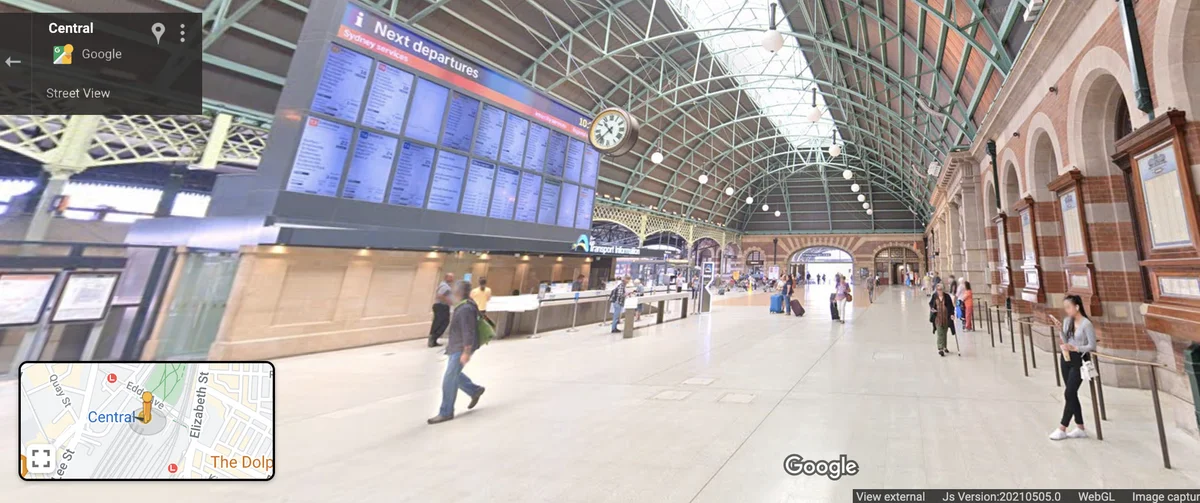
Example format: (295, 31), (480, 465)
(282, 2), (599, 236)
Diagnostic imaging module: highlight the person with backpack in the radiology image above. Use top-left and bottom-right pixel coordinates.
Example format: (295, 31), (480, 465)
(609, 275), (629, 333)
(428, 281), (486, 424)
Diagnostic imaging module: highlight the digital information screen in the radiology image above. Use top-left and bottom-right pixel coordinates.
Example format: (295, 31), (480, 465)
(273, 1), (601, 243)
(19, 361), (274, 480)
(576, 187), (595, 230)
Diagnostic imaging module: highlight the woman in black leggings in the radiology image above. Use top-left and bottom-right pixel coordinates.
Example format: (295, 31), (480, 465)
(1048, 295), (1097, 441)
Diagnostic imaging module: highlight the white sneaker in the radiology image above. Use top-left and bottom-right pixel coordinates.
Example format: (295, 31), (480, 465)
(1067, 428), (1088, 439)
(1048, 429), (1068, 441)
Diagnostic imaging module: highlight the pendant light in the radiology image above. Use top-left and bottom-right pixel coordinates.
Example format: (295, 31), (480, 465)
(851, 183), (860, 193)
(760, 3), (784, 52)
(857, 194), (865, 202)
(842, 169), (853, 180)
(828, 130), (841, 158)
(650, 136), (664, 164)
(725, 187), (734, 196)
(866, 209), (874, 216)
(774, 210), (781, 217)
(862, 202), (870, 210)
(698, 174), (709, 184)
(746, 196), (754, 204)
(762, 204), (769, 211)
(806, 88), (821, 122)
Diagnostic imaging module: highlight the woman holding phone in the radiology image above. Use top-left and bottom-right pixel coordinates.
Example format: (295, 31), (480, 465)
(1048, 295), (1097, 440)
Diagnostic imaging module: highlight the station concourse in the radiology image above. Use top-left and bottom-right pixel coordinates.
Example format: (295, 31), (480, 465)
(2, 0), (1200, 501)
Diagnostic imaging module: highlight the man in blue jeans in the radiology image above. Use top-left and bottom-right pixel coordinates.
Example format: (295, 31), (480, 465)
(609, 275), (629, 333)
(428, 281), (485, 424)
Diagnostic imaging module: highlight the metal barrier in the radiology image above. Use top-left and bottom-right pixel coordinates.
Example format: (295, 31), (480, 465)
(1089, 352), (1172, 469)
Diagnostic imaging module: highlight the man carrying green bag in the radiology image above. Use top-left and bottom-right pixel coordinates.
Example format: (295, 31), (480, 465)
(428, 280), (488, 424)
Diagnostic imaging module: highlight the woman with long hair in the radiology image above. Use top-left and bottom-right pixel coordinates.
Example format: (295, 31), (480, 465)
(960, 280), (974, 331)
(834, 274), (850, 324)
(1048, 295), (1097, 440)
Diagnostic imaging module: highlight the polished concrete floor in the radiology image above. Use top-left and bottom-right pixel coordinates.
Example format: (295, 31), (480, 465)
(4, 286), (1200, 502)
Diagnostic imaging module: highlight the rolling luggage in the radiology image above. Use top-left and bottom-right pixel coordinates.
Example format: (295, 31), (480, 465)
(790, 299), (804, 317)
(769, 294), (785, 313)
(829, 293), (840, 320)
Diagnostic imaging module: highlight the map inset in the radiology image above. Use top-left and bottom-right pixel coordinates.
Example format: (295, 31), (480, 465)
(19, 362), (274, 480)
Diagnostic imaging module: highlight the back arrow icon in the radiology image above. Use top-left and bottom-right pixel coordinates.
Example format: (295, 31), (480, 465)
(5, 57), (20, 67)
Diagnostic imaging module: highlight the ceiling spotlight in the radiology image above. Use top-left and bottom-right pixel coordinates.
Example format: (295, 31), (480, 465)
(746, 196), (754, 204)
(862, 202), (870, 209)
(829, 144), (842, 158)
(725, 187), (734, 196)
(866, 209), (874, 216)
(762, 204), (769, 211)
(842, 169), (852, 180)
(650, 151), (664, 164)
(698, 174), (709, 184)
(761, 3), (784, 52)
(857, 194), (865, 202)
(851, 183), (860, 193)
(774, 210), (781, 217)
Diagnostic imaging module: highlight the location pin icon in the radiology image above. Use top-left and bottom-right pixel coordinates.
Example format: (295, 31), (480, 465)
(151, 23), (165, 44)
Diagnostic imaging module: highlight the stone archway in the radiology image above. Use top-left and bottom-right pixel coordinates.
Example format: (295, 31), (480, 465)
(1002, 161), (1022, 213)
(1025, 114), (1063, 201)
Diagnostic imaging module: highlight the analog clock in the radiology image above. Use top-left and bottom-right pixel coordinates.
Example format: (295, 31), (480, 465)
(588, 107), (640, 156)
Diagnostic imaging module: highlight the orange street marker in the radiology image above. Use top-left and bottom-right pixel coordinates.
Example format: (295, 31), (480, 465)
(139, 392), (153, 424)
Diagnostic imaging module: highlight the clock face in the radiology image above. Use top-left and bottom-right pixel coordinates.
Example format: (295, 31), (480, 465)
(592, 111), (628, 150)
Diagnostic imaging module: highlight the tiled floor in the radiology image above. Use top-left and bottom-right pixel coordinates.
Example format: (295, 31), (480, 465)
(3, 286), (1199, 502)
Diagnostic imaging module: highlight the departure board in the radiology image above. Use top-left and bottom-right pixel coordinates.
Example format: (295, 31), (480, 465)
(405, 79), (449, 144)
(558, 183), (578, 227)
(389, 141), (435, 207)
(341, 130), (396, 203)
(538, 179), (561, 225)
(441, 92), (480, 152)
(360, 62), (414, 134)
(544, 131), (568, 178)
(564, 139), (584, 184)
(523, 123), (550, 172)
(427, 150), (467, 212)
(461, 160), (495, 217)
(490, 166), (520, 220)
(285, 117), (352, 196)
(575, 187), (594, 230)
(473, 104), (505, 160)
(500, 115), (529, 167)
(514, 172), (541, 223)
(311, 45), (371, 122)
(270, 2), (602, 246)
(581, 147), (600, 188)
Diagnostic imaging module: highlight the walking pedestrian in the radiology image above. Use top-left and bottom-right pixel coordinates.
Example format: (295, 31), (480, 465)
(961, 280), (975, 331)
(929, 282), (954, 356)
(428, 273), (454, 347)
(1047, 295), (1097, 440)
(834, 274), (851, 324)
(609, 275), (629, 333)
(427, 280), (485, 424)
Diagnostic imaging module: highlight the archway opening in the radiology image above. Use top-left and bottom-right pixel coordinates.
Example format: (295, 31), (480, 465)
(1079, 73), (1132, 177)
(1003, 162), (1022, 212)
(642, 231), (687, 259)
(690, 237), (720, 267)
(1030, 132), (1059, 200)
(789, 246), (854, 288)
(874, 247), (921, 285)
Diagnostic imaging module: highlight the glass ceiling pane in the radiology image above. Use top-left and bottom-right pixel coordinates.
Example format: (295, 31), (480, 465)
(665, 0), (837, 149)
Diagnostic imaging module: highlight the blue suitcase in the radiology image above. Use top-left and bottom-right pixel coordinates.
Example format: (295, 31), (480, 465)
(769, 294), (785, 313)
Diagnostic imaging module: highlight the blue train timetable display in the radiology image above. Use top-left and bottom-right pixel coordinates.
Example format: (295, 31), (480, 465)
(544, 131), (568, 178)
(575, 187), (595, 230)
(581, 147), (600, 188)
(473, 104), (505, 161)
(538, 179), (561, 225)
(490, 166), (520, 220)
(361, 62), (414, 135)
(523, 123), (550, 173)
(564, 139), (584, 184)
(499, 115), (529, 167)
(341, 130), (396, 203)
(389, 141), (436, 207)
(442, 92), (480, 152)
(311, 45), (372, 122)
(558, 183), (579, 227)
(286, 117), (352, 197)
(461, 160), (496, 217)
(427, 150), (468, 212)
(405, 78), (449, 144)
(514, 172), (542, 223)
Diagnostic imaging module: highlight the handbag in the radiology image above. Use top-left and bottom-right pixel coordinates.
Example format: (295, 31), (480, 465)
(1081, 360), (1098, 381)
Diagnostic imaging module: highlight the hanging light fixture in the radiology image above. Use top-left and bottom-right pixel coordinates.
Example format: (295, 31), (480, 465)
(649, 136), (664, 164)
(725, 187), (734, 196)
(866, 209), (874, 216)
(828, 130), (841, 158)
(862, 202), (870, 210)
(774, 210), (781, 217)
(698, 174), (709, 184)
(842, 169), (853, 180)
(851, 183), (860, 193)
(762, 204), (769, 211)
(746, 196), (754, 204)
(857, 194), (865, 202)
(806, 88), (821, 122)
(760, 2), (784, 52)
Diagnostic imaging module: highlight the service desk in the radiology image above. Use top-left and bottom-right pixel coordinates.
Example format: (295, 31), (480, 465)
(486, 287), (689, 338)
(621, 291), (691, 339)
